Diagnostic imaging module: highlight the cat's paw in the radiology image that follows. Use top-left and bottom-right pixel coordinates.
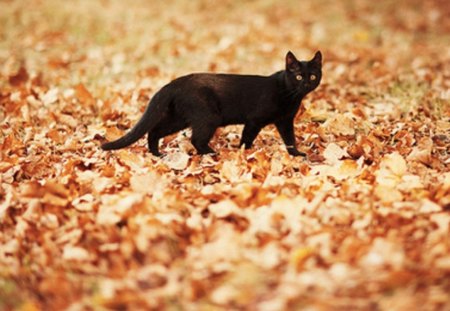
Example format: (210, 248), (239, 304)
(197, 146), (216, 155)
(287, 147), (306, 157)
(149, 150), (162, 157)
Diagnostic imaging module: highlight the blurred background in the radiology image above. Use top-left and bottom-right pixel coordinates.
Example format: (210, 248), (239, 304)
(1, 0), (448, 85)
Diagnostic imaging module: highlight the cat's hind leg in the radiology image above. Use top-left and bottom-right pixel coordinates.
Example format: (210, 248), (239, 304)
(192, 122), (219, 154)
(181, 90), (222, 155)
(147, 119), (188, 156)
(147, 131), (162, 156)
(191, 112), (221, 154)
(239, 122), (262, 149)
(179, 87), (224, 155)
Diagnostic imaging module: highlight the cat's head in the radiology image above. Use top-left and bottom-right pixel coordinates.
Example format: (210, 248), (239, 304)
(285, 51), (322, 93)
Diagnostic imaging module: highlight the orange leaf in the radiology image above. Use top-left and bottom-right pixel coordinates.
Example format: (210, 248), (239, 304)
(75, 83), (95, 106)
(8, 66), (28, 86)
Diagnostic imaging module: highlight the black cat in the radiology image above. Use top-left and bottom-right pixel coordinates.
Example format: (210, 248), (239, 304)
(101, 51), (322, 156)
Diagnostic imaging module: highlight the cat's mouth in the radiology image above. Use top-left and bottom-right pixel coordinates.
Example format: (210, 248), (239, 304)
(304, 82), (316, 90)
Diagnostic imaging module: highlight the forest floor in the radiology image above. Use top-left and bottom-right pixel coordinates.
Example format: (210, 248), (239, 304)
(1, 0), (449, 310)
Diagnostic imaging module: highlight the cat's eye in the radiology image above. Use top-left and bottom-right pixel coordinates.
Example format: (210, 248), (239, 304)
(310, 74), (317, 81)
(296, 75), (302, 81)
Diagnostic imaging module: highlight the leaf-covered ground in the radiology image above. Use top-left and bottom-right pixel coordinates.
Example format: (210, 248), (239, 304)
(1, 0), (449, 310)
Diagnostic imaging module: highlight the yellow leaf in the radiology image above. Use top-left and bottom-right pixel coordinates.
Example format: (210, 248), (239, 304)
(291, 247), (314, 271)
(353, 30), (369, 42)
(18, 302), (41, 311)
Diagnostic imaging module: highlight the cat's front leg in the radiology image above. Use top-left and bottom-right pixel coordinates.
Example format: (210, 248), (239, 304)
(275, 119), (306, 157)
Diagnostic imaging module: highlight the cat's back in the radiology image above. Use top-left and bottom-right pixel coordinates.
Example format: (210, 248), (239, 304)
(170, 72), (275, 93)
(163, 72), (282, 124)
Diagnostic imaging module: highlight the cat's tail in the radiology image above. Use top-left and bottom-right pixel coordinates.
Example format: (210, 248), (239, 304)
(101, 92), (167, 151)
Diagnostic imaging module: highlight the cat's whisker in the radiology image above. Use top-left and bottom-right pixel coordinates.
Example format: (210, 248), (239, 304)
(283, 88), (301, 99)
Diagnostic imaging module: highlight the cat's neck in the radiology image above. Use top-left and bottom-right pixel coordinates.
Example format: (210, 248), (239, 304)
(273, 70), (306, 103)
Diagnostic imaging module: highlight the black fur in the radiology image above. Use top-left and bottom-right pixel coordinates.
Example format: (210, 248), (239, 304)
(101, 51), (322, 156)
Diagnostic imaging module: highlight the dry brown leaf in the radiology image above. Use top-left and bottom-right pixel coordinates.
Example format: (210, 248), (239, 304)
(322, 113), (356, 136)
(75, 83), (95, 106)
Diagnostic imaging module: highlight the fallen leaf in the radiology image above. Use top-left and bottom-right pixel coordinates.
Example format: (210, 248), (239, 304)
(291, 247), (314, 271)
(62, 246), (90, 261)
(163, 152), (190, 170)
(8, 66), (29, 86)
(323, 142), (349, 164)
(322, 113), (356, 136)
(97, 193), (144, 225)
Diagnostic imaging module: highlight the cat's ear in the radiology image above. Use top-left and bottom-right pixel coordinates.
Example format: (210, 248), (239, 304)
(286, 51), (299, 70)
(311, 51), (322, 66)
